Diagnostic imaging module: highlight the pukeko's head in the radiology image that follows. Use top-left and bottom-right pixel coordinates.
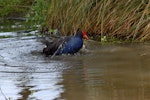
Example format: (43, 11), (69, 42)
(75, 29), (89, 40)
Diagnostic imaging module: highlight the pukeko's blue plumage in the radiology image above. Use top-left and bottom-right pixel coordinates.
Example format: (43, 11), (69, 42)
(42, 29), (88, 56)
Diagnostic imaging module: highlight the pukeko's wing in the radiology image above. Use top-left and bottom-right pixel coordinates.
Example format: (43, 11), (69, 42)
(42, 36), (71, 55)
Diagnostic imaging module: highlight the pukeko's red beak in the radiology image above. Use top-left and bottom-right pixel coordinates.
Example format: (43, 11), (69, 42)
(82, 30), (89, 40)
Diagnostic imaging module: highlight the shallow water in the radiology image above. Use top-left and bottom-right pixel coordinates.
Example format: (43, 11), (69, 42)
(0, 33), (150, 100)
(1, 19), (150, 100)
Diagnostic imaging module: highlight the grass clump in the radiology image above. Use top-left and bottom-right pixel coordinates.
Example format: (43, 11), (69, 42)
(45, 0), (150, 42)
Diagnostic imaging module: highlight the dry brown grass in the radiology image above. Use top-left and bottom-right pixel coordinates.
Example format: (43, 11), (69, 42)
(45, 0), (150, 41)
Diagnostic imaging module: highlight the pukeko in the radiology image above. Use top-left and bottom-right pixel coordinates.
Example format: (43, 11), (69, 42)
(42, 29), (88, 56)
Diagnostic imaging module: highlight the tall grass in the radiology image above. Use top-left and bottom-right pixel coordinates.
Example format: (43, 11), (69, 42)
(46, 0), (150, 41)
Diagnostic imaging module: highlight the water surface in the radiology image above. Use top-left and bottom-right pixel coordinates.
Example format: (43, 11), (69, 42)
(0, 20), (150, 100)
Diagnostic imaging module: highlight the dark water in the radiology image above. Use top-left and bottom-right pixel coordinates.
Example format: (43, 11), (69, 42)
(1, 20), (150, 100)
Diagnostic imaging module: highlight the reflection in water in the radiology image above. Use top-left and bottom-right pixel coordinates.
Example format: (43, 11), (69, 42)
(0, 72), (21, 100)
(0, 37), (68, 100)
(0, 63), (65, 100)
(1, 32), (150, 100)
(61, 43), (150, 100)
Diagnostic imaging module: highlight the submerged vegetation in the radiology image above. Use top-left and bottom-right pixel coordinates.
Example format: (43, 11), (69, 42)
(0, 0), (150, 42)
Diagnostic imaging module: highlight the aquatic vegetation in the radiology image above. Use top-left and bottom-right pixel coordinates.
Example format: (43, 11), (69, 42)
(0, 35), (12, 39)
(45, 0), (150, 42)
(0, 0), (50, 31)
(26, 0), (50, 26)
(0, 0), (31, 17)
